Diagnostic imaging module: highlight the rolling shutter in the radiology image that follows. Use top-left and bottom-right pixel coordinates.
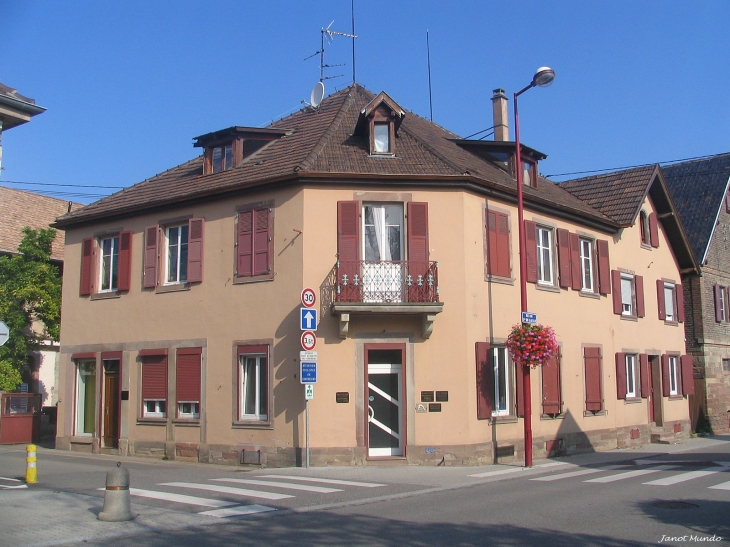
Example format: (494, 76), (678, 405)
(80, 237), (94, 296)
(681, 355), (695, 395)
(569, 233), (582, 291)
(337, 201), (361, 302)
(648, 212), (659, 248)
(639, 354), (650, 398)
(584, 347), (603, 411)
(141, 354), (168, 402)
(596, 239), (611, 295)
(475, 342), (493, 420)
(176, 348), (202, 405)
(187, 218), (204, 283)
(524, 220), (538, 283)
(676, 283), (685, 323)
(557, 229), (572, 289)
(117, 230), (132, 292)
(611, 270), (622, 315)
(253, 208), (271, 275)
(541, 352), (562, 414)
(656, 280), (666, 320)
(615, 352), (627, 399)
(143, 225), (159, 288)
(661, 354), (670, 396)
(635, 275), (645, 317)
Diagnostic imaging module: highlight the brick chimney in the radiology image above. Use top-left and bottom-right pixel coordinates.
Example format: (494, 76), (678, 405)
(491, 89), (509, 141)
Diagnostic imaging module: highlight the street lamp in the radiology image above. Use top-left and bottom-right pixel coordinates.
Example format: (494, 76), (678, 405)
(514, 66), (554, 468)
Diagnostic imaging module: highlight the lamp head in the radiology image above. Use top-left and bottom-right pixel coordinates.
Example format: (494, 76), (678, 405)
(532, 67), (555, 88)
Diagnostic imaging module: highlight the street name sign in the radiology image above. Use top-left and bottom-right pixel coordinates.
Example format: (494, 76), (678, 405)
(300, 308), (318, 331)
(521, 312), (537, 325)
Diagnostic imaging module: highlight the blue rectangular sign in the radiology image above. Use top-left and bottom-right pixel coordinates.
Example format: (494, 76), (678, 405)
(300, 361), (317, 384)
(300, 308), (318, 331)
(521, 311), (538, 325)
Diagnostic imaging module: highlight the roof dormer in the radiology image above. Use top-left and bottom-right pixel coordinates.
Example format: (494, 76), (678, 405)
(355, 91), (405, 156)
(193, 126), (289, 175)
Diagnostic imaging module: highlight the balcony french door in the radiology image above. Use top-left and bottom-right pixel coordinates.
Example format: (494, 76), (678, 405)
(363, 203), (404, 302)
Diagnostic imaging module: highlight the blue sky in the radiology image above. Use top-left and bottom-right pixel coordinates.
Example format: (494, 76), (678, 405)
(2, 1), (729, 204)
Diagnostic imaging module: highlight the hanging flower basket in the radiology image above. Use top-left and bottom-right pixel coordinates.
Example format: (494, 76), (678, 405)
(506, 323), (558, 368)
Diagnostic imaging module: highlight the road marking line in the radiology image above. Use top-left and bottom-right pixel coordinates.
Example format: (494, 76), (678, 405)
(469, 461), (568, 478)
(531, 465), (629, 481)
(0, 484), (28, 489)
(709, 480), (730, 490)
(127, 488), (238, 508)
(713, 461), (730, 467)
(584, 465), (678, 483)
(200, 504), (278, 518)
(643, 468), (721, 486)
(0, 476), (22, 482)
(160, 482), (294, 500)
(257, 475), (385, 487)
(212, 478), (342, 493)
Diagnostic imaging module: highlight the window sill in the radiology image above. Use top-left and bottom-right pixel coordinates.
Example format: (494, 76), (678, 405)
(668, 395), (685, 401)
(620, 315), (639, 322)
(69, 435), (94, 443)
(663, 320), (679, 326)
(486, 274), (514, 286)
(584, 410), (606, 417)
(156, 283), (191, 294)
(137, 418), (167, 425)
(173, 419), (200, 427)
(624, 397), (642, 404)
(579, 290), (600, 300)
(233, 273), (275, 284)
(640, 243), (653, 250)
(540, 412), (565, 420)
(90, 291), (121, 300)
(536, 283), (560, 293)
(232, 420), (273, 430)
(367, 154), (398, 159)
(490, 415), (518, 424)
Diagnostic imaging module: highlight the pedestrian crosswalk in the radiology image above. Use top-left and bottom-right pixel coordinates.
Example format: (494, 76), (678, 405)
(0, 476), (27, 490)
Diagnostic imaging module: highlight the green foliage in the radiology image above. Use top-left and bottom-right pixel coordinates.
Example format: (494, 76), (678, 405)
(0, 360), (22, 392)
(0, 228), (61, 391)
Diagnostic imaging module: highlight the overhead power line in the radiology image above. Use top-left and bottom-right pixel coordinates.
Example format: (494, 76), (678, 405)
(544, 153), (728, 179)
(0, 179), (125, 190)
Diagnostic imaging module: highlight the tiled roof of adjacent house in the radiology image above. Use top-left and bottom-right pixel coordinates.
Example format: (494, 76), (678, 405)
(54, 83), (613, 229)
(557, 165), (659, 226)
(661, 153), (730, 263)
(0, 187), (82, 261)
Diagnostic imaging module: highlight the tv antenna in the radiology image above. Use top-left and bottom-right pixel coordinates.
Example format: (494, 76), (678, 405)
(304, 21), (358, 83)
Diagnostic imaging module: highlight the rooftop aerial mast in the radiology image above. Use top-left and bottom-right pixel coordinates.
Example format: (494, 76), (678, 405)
(305, 21), (358, 83)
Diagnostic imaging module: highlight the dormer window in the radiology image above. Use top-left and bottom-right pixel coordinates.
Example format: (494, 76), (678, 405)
(522, 159), (536, 187)
(373, 123), (391, 154)
(193, 126), (290, 175)
(212, 144), (232, 173)
(355, 91), (405, 157)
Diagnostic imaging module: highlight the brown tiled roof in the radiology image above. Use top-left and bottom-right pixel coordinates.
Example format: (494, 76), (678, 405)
(0, 187), (82, 261)
(558, 165), (659, 226)
(54, 84), (614, 230)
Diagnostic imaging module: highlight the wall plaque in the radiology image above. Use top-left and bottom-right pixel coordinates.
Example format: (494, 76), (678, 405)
(436, 391), (449, 402)
(421, 391), (435, 402)
(428, 403), (441, 412)
(336, 392), (349, 403)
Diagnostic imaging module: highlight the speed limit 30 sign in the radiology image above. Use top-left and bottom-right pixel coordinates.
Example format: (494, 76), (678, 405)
(301, 331), (317, 351)
(301, 288), (316, 308)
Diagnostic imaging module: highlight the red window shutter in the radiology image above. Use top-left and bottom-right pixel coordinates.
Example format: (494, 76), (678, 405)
(337, 201), (361, 302)
(635, 275), (645, 317)
(117, 230), (132, 292)
(656, 279), (666, 320)
(639, 353), (650, 398)
(80, 237), (94, 296)
(408, 202), (430, 302)
(142, 355), (168, 401)
(676, 283), (685, 323)
(680, 355), (694, 395)
(475, 342), (493, 419)
(615, 352), (627, 399)
(524, 220), (538, 283)
(557, 229), (571, 289)
(487, 211), (510, 278)
(648, 212), (659, 248)
(714, 285), (724, 322)
(569, 233), (582, 291)
(253, 208), (271, 275)
(541, 352), (562, 414)
(143, 225), (159, 288)
(176, 348), (201, 404)
(584, 347), (603, 411)
(186, 218), (204, 283)
(515, 360), (525, 417)
(611, 270), (622, 315)
(661, 354), (670, 396)
(486, 211), (497, 276)
(596, 239), (611, 295)
(237, 210), (254, 277)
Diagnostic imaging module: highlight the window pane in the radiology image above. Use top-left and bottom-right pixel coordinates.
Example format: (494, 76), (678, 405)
(213, 147), (222, 173)
(258, 356), (268, 417)
(374, 124), (389, 152)
(580, 239), (593, 291)
(664, 286), (675, 320)
(168, 227), (179, 282)
(626, 355), (635, 396)
(76, 361), (96, 434)
(224, 145), (232, 170)
(363, 206), (380, 260)
(621, 277), (633, 313)
(179, 225), (189, 282)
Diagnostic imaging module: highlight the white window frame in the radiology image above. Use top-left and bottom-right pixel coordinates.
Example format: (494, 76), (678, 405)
(99, 235), (119, 292)
(177, 401), (199, 419)
(621, 274), (635, 316)
(143, 399), (166, 418)
(165, 224), (188, 284)
(668, 356), (679, 396)
(74, 359), (96, 436)
(239, 353), (268, 421)
(580, 238), (594, 292)
(625, 354), (638, 398)
(491, 347), (511, 417)
(536, 226), (554, 285)
(664, 282), (676, 322)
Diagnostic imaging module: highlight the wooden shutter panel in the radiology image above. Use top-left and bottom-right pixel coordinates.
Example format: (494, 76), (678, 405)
(714, 285), (724, 322)
(676, 283), (685, 323)
(524, 220), (538, 283)
(648, 212), (659, 248)
(661, 354), (670, 397)
(486, 211), (497, 276)
(143, 225), (159, 288)
(515, 360), (525, 417)
(475, 342), (493, 420)
(253, 208), (271, 275)
(141, 355), (167, 401)
(337, 201), (360, 302)
(681, 355), (694, 395)
(408, 202), (430, 302)
(176, 348), (201, 403)
(584, 347), (603, 411)
(237, 210), (253, 277)
(541, 352), (562, 414)
(656, 279), (666, 320)
(635, 275), (645, 317)
(569, 233), (582, 291)
(487, 210), (510, 278)
(639, 354), (650, 398)
(80, 237), (94, 296)
(556, 229), (572, 289)
(117, 230), (132, 292)
(612, 270), (622, 315)
(615, 352), (627, 399)
(596, 239), (611, 295)
(187, 218), (204, 283)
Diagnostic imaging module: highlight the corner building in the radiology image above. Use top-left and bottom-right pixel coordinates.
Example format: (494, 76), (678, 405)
(54, 84), (698, 466)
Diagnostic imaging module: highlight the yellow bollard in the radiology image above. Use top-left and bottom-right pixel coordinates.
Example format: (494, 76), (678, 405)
(26, 444), (37, 484)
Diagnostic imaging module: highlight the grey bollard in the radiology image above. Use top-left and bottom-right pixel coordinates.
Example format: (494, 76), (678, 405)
(98, 466), (134, 521)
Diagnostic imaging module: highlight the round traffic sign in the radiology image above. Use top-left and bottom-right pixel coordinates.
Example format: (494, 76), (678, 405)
(301, 331), (317, 351)
(0, 321), (8, 347)
(301, 288), (316, 308)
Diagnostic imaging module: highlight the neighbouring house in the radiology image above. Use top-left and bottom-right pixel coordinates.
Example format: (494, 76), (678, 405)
(52, 84), (697, 465)
(661, 153), (730, 434)
(0, 82), (46, 174)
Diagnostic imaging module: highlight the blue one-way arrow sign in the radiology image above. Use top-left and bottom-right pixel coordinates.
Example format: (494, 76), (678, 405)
(300, 308), (318, 331)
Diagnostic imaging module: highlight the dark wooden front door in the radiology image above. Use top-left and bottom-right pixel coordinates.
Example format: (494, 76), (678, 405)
(103, 361), (120, 448)
(650, 356), (663, 426)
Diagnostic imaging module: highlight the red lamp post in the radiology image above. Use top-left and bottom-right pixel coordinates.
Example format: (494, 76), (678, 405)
(514, 66), (555, 468)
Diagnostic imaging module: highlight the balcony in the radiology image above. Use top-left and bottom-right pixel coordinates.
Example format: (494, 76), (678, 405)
(328, 260), (443, 339)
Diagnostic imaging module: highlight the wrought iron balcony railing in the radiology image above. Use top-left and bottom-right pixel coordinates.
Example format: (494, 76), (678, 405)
(335, 260), (439, 304)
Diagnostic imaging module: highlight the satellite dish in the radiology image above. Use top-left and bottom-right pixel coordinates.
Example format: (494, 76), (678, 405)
(311, 81), (325, 108)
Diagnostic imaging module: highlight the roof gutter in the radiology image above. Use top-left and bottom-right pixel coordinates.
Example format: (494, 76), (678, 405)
(0, 94), (46, 116)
